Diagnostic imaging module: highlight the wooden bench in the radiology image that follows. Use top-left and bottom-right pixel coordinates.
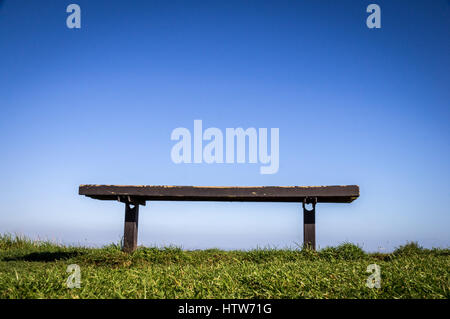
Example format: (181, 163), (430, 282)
(78, 185), (359, 252)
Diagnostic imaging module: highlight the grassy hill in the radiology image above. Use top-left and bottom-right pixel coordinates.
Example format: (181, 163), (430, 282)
(0, 234), (448, 299)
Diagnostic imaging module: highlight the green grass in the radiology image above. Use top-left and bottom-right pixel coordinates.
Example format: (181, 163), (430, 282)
(0, 234), (448, 299)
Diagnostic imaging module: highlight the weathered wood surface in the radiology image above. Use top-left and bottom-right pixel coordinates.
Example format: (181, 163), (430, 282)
(123, 204), (139, 253)
(79, 185), (359, 203)
(303, 202), (316, 250)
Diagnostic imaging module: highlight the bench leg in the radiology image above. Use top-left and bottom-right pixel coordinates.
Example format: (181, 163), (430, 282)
(303, 199), (316, 250)
(123, 203), (139, 253)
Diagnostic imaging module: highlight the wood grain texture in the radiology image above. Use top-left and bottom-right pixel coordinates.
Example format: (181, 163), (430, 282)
(303, 206), (316, 250)
(79, 185), (359, 203)
(123, 204), (139, 253)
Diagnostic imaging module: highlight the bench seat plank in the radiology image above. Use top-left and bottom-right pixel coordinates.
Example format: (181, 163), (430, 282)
(79, 185), (359, 203)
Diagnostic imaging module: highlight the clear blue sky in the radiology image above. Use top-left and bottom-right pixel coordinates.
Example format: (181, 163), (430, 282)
(0, 0), (449, 251)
